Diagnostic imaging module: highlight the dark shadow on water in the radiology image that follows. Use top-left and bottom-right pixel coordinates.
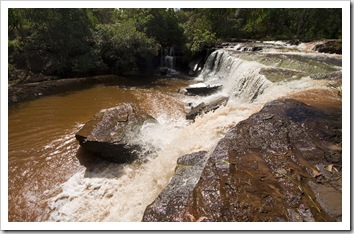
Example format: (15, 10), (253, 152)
(76, 147), (105, 169)
(76, 146), (127, 179)
(75, 146), (151, 179)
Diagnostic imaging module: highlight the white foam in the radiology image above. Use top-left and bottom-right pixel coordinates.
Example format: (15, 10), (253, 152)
(47, 95), (266, 222)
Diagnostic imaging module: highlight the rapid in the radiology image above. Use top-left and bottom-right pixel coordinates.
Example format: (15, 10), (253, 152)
(7, 41), (342, 222)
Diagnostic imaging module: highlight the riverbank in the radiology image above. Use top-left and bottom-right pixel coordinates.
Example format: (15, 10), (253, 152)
(8, 75), (120, 104)
(8, 73), (192, 104)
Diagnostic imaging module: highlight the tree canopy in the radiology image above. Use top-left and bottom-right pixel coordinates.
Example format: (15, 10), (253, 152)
(8, 8), (342, 77)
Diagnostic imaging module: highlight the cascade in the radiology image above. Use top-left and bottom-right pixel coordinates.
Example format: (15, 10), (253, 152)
(159, 47), (179, 76)
(191, 49), (272, 104)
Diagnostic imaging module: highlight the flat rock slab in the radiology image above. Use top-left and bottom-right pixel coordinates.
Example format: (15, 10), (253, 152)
(75, 103), (156, 163)
(145, 98), (342, 222)
(185, 83), (222, 96)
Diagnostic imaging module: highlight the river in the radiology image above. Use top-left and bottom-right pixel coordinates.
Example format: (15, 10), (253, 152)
(8, 43), (342, 222)
(8, 76), (193, 221)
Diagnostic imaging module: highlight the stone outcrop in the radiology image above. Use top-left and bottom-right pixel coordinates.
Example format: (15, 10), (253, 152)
(75, 103), (156, 163)
(143, 99), (342, 222)
(313, 40), (342, 54)
(185, 83), (222, 96)
(142, 151), (208, 222)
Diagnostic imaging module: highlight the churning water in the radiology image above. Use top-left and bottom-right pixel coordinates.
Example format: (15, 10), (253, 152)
(8, 44), (342, 222)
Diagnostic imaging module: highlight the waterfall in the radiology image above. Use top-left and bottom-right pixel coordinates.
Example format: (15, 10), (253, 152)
(188, 46), (341, 107)
(194, 49), (272, 103)
(159, 47), (179, 76)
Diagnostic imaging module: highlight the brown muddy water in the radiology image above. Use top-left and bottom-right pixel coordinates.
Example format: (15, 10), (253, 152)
(8, 76), (191, 222)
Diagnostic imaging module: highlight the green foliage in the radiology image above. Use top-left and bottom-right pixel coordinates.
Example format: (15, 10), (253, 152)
(116, 9), (185, 47)
(8, 8), (342, 79)
(178, 9), (217, 55)
(197, 8), (239, 39)
(243, 9), (292, 39)
(298, 9), (342, 39)
(86, 9), (118, 28)
(240, 8), (342, 40)
(186, 28), (216, 54)
(95, 21), (160, 74)
(8, 39), (22, 54)
(9, 9), (95, 75)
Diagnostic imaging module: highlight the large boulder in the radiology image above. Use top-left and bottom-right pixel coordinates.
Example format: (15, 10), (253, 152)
(75, 103), (156, 163)
(144, 99), (342, 222)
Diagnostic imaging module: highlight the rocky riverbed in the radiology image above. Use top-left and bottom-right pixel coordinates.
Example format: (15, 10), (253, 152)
(143, 98), (342, 222)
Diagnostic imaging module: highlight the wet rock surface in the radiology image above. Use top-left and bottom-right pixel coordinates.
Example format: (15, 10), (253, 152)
(144, 99), (342, 222)
(142, 151), (208, 222)
(185, 84), (222, 96)
(313, 40), (342, 54)
(186, 96), (229, 121)
(75, 103), (156, 163)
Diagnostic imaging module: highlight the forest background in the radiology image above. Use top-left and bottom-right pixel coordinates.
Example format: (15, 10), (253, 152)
(8, 8), (342, 77)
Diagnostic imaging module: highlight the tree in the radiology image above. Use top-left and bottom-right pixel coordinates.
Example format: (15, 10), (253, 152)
(240, 8), (341, 40)
(95, 20), (160, 74)
(116, 8), (185, 47)
(8, 8), (106, 76)
(177, 9), (217, 55)
(8, 8), (342, 79)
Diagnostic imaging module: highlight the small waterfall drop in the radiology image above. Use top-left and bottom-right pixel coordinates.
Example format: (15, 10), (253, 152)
(188, 49), (272, 106)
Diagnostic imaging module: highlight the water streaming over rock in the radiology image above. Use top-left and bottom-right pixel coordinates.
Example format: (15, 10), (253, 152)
(197, 50), (272, 102)
(8, 42), (342, 222)
(160, 47), (179, 76)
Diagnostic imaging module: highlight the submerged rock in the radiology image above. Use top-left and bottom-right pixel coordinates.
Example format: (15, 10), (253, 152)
(145, 99), (342, 222)
(142, 151), (208, 222)
(75, 103), (156, 163)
